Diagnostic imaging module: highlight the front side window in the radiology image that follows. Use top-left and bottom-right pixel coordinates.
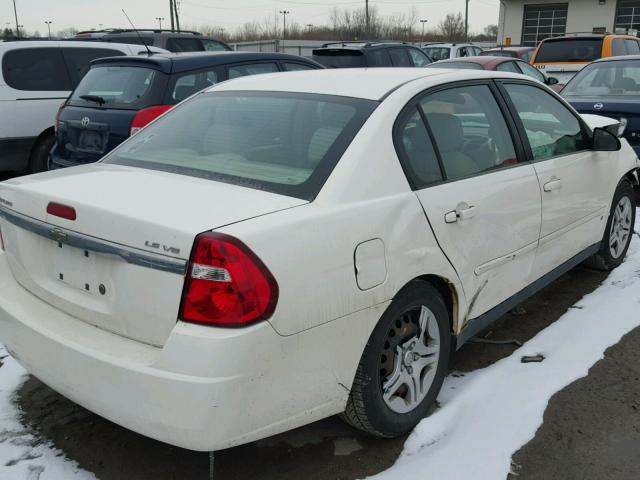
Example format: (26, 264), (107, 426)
(389, 48), (412, 67)
(395, 109), (443, 188)
(418, 85), (518, 181)
(562, 59), (640, 96)
(68, 66), (161, 109)
(521, 51), (534, 62)
(202, 39), (229, 51)
(424, 47), (451, 61)
(504, 83), (589, 160)
(408, 48), (431, 67)
(2, 48), (71, 91)
(228, 62), (279, 79)
(517, 61), (546, 82)
(103, 92), (377, 200)
(170, 70), (218, 103)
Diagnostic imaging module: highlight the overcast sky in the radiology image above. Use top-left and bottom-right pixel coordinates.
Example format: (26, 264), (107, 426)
(2, 0), (500, 36)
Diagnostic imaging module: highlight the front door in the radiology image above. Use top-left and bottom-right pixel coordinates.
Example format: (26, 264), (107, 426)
(395, 83), (542, 319)
(500, 82), (612, 279)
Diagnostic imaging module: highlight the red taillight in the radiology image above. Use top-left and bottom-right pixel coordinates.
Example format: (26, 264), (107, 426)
(130, 105), (173, 136)
(179, 232), (278, 327)
(54, 101), (66, 133)
(46, 202), (77, 221)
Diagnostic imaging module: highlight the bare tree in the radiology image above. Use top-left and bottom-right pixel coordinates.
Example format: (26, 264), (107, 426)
(438, 12), (465, 42)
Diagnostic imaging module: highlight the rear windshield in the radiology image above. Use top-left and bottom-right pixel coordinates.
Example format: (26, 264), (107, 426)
(562, 59), (640, 96)
(312, 50), (365, 68)
(426, 61), (483, 70)
(424, 47), (451, 61)
(103, 91), (377, 200)
(68, 66), (163, 109)
(535, 38), (603, 63)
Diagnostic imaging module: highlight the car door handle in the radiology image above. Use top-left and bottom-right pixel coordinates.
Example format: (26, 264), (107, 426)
(445, 204), (476, 223)
(543, 178), (562, 192)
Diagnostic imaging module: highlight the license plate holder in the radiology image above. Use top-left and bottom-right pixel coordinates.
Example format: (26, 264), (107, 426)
(52, 242), (104, 295)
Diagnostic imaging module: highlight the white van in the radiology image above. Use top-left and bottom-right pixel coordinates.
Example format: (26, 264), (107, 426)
(0, 41), (166, 173)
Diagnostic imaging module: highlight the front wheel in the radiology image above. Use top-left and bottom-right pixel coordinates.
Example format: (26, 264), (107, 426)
(341, 281), (450, 437)
(589, 181), (636, 270)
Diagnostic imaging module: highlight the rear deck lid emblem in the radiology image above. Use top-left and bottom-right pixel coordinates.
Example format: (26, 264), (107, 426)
(594, 103), (604, 110)
(49, 228), (67, 243)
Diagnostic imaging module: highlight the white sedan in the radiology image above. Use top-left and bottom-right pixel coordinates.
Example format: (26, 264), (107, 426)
(0, 68), (637, 451)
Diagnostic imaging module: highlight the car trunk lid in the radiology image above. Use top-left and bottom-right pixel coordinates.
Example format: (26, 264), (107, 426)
(0, 164), (306, 346)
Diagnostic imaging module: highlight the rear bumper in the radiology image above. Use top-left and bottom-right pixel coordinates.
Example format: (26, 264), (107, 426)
(0, 252), (378, 451)
(0, 137), (35, 172)
(48, 143), (101, 170)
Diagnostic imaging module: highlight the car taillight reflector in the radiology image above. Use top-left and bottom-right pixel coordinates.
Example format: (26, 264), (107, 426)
(180, 232), (278, 327)
(46, 202), (77, 220)
(130, 105), (173, 136)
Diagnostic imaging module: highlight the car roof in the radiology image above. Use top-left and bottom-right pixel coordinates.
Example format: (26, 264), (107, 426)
(207, 67), (528, 100)
(424, 43), (476, 48)
(433, 55), (514, 68)
(542, 33), (639, 42)
(315, 41), (413, 50)
(0, 40), (165, 52)
(593, 54), (640, 63)
(90, 51), (322, 73)
(484, 46), (535, 52)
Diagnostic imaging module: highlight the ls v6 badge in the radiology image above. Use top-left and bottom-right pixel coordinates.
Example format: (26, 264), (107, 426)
(145, 241), (180, 255)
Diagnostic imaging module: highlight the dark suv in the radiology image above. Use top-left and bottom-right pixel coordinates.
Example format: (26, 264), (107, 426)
(312, 41), (432, 68)
(74, 29), (231, 53)
(49, 52), (322, 169)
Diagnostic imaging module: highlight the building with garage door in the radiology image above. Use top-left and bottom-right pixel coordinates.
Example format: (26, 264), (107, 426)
(498, 0), (640, 46)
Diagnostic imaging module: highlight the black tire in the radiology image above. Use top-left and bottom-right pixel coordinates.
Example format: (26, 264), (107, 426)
(341, 280), (450, 437)
(587, 180), (636, 271)
(29, 134), (55, 173)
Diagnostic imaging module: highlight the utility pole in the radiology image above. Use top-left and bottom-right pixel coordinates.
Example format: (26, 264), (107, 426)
(45, 20), (52, 39)
(156, 17), (164, 30)
(420, 19), (427, 44)
(306, 23), (313, 33)
(464, 0), (469, 42)
(174, 0), (181, 32)
(12, 0), (20, 39)
(169, 0), (175, 31)
(280, 10), (290, 53)
(365, 0), (370, 38)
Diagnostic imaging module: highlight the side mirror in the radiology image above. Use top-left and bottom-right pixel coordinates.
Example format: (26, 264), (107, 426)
(592, 127), (621, 152)
(545, 76), (559, 85)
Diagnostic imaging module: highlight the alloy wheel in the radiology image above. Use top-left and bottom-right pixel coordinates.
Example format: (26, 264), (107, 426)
(609, 196), (633, 259)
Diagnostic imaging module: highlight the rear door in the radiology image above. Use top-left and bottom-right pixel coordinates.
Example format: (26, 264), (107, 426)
(399, 82), (542, 318)
(500, 81), (612, 279)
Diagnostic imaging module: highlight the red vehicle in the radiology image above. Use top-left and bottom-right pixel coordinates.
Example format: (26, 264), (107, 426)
(427, 55), (561, 91)
(479, 46), (536, 63)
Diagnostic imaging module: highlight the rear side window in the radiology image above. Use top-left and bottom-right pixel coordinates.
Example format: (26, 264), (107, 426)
(166, 37), (204, 52)
(419, 85), (518, 180)
(395, 109), (443, 188)
(368, 49), (391, 67)
(170, 70), (218, 103)
(312, 50), (365, 68)
(496, 61), (521, 73)
(282, 62), (316, 71)
(613, 39), (627, 56)
(425, 47), (450, 61)
(62, 48), (124, 86)
(504, 83), (589, 160)
(201, 39), (229, 51)
(389, 48), (412, 67)
(626, 40), (640, 54)
(104, 91), (377, 200)
(2, 48), (71, 91)
(228, 63), (279, 79)
(68, 66), (162, 109)
(534, 39), (603, 63)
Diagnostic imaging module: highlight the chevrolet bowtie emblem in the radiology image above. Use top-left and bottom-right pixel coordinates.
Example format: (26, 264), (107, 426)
(49, 228), (68, 243)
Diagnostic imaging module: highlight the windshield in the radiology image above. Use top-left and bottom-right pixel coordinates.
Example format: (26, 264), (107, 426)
(562, 59), (640, 96)
(427, 61), (483, 70)
(312, 50), (365, 68)
(68, 66), (162, 109)
(535, 38), (603, 63)
(424, 47), (451, 61)
(103, 91), (377, 200)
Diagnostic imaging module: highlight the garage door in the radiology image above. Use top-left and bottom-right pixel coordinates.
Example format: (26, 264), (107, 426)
(522, 4), (568, 46)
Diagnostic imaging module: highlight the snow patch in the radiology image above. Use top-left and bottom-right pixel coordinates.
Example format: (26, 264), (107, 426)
(373, 212), (640, 480)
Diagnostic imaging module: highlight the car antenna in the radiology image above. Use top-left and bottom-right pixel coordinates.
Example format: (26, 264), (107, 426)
(121, 8), (153, 55)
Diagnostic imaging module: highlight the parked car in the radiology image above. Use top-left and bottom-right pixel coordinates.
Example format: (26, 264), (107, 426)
(74, 29), (231, 52)
(0, 40), (166, 174)
(422, 43), (483, 61)
(562, 55), (640, 156)
(531, 33), (640, 84)
(427, 56), (559, 88)
(50, 52), (323, 169)
(479, 46), (536, 62)
(312, 41), (432, 68)
(0, 68), (637, 452)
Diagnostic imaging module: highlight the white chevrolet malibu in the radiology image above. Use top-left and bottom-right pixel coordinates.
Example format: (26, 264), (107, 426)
(0, 69), (637, 451)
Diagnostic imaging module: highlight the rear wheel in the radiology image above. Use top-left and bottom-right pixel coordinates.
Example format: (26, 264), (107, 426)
(588, 181), (636, 270)
(29, 134), (55, 173)
(341, 281), (450, 437)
